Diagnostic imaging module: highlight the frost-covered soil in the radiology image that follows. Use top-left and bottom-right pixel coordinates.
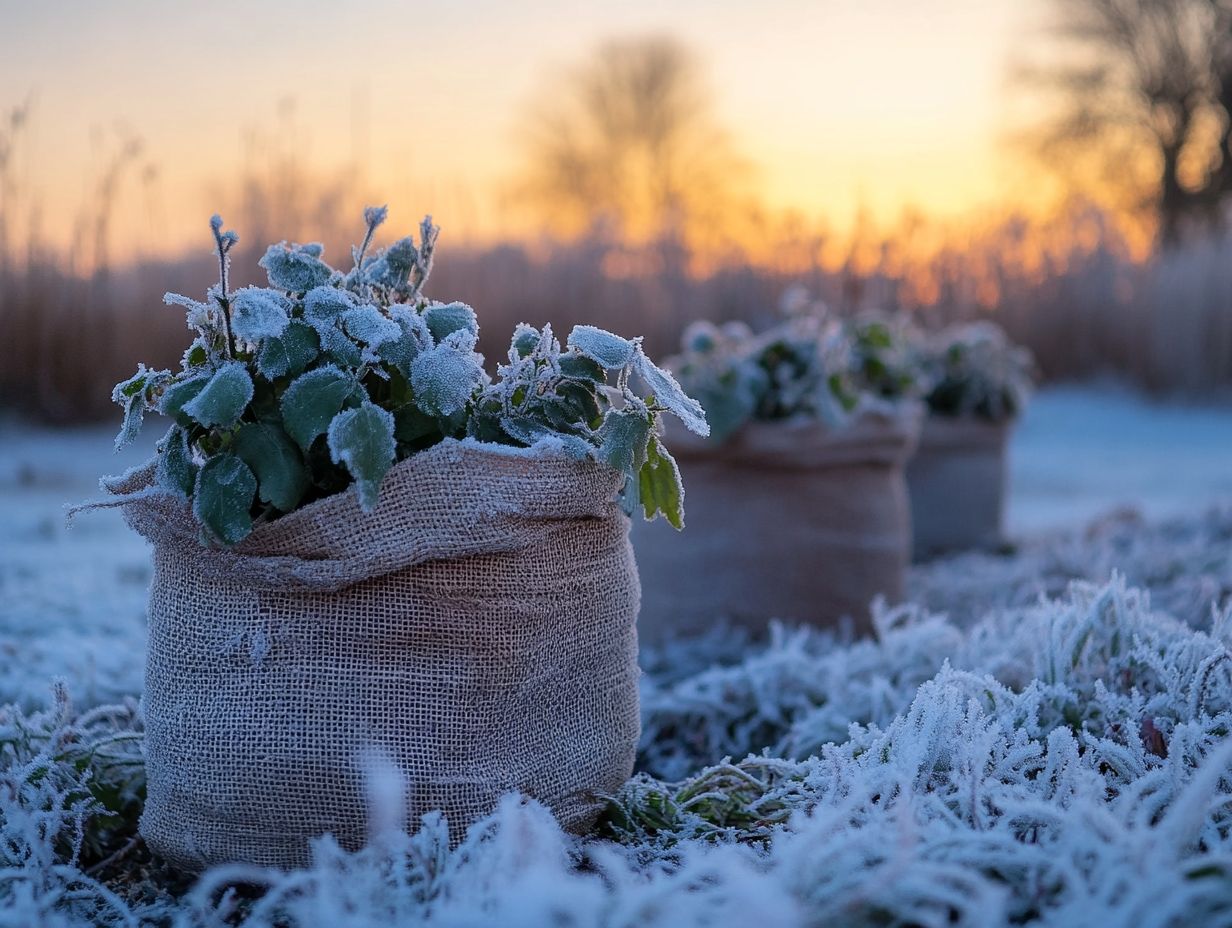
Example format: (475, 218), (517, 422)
(3, 386), (1232, 927)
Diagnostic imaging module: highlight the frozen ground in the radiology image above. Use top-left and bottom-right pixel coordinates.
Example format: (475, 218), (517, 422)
(2, 384), (1229, 708)
(1008, 383), (1232, 533)
(3, 384), (1232, 926)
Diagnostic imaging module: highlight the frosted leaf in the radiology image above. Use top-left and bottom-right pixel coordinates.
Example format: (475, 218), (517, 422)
(682, 320), (722, 354)
(158, 372), (210, 419)
(327, 402), (396, 511)
(558, 353), (606, 383)
(257, 320), (319, 380)
(113, 395), (145, 451)
(233, 421), (310, 512)
(410, 336), (483, 418)
(280, 365), (359, 450)
(111, 366), (147, 408)
(181, 362), (254, 429)
(303, 286), (359, 333)
(511, 323), (541, 359)
(633, 350), (709, 437)
(319, 326), (362, 368)
(342, 305), (401, 348)
(229, 287), (292, 343)
(567, 325), (637, 369)
(596, 406), (652, 478)
(163, 290), (217, 334)
(379, 306), (433, 377)
(365, 236), (418, 289)
(500, 415), (595, 458)
(155, 424), (197, 498)
(182, 338), (210, 369)
(259, 242), (333, 292)
(423, 301), (479, 343)
(363, 205), (388, 229)
(111, 365), (170, 449)
(192, 453), (257, 545)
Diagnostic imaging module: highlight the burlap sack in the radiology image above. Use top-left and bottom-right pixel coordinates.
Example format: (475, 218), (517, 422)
(907, 415), (1011, 559)
(93, 439), (641, 872)
(633, 407), (921, 644)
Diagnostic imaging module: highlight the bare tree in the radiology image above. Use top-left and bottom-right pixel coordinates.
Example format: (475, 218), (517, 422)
(514, 36), (747, 257)
(1027, 0), (1232, 244)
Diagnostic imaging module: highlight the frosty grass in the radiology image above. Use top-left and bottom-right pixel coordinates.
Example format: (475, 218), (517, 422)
(4, 495), (1232, 924)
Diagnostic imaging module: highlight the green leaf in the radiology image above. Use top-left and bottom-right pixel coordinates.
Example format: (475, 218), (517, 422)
(183, 339), (209, 368)
(423, 301), (478, 343)
(232, 421), (310, 512)
(280, 365), (359, 450)
(182, 362), (254, 428)
(257, 320), (319, 380)
(193, 453), (258, 545)
(596, 407), (652, 478)
(393, 404), (441, 444)
(639, 435), (685, 529)
(158, 373), (210, 420)
(566, 325), (637, 369)
(559, 353), (606, 383)
(511, 323), (540, 358)
(327, 402), (396, 511)
(111, 366), (170, 450)
(155, 425), (197, 498)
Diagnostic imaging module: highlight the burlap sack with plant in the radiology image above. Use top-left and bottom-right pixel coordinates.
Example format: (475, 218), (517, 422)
(633, 408), (921, 643)
(98, 438), (641, 872)
(907, 416), (1011, 559)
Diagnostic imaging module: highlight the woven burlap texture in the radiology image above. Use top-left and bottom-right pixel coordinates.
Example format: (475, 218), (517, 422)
(633, 406), (921, 643)
(907, 415), (1011, 559)
(100, 439), (641, 872)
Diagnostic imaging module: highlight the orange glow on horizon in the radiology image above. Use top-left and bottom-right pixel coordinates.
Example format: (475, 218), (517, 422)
(0, 0), (1147, 275)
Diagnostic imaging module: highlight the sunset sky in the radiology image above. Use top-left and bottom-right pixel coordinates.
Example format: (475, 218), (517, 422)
(2, 0), (1051, 259)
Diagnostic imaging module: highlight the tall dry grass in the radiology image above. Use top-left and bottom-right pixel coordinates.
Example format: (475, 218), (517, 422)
(3, 204), (1232, 423)
(1, 94), (1229, 425)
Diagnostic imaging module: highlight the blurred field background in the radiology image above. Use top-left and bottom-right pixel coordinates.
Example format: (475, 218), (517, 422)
(3, 0), (1232, 422)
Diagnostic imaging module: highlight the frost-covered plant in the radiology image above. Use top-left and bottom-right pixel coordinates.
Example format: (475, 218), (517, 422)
(844, 311), (920, 402)
(915, 320), (1034, 422)
(0, 684), (145, 926)
(670, 305), (917, 444)
(111, 207), (707, 544)
(609, 579), (1232, 925)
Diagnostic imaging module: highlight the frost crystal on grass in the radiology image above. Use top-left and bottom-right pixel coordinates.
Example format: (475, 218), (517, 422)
(10, 571), (1232, 925)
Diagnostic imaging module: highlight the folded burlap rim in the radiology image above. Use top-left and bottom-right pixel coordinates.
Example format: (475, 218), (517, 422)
(71, 438), (625, 593)
(667, 401), (924, 471)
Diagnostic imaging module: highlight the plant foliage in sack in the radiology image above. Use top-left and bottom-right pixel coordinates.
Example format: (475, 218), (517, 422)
(112, 208), (707, 542)
(914, 320), (1034, 423)
(634, 303), (922, 641)
(90, 207), (708, 872)
(907, 321), (1035, 557)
